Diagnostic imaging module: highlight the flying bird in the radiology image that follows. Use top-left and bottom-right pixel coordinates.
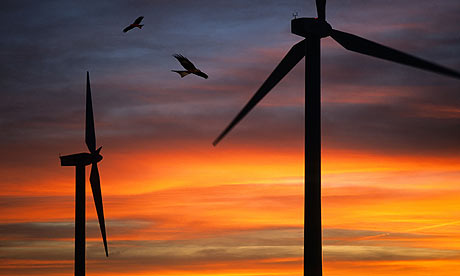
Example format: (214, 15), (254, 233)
(123, 16), (144, 33)
(172, 54), (208, 79)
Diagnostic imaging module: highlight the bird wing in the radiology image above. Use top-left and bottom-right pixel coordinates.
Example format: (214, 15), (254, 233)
(123, 25), (134, 32)
(173, 54), (197, 71)
(194, 71), (208, 79)
(134, 16), (144, 24)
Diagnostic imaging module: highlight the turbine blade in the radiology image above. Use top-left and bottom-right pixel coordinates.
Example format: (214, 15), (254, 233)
(213, 39), (306, 146)
(85, 72), (96, 153)
(90, 163), (108, 257)
(316, 0), (326, 20)
(331, 29), (460, 79)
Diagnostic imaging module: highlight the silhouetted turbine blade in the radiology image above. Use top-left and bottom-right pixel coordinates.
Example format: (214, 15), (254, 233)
(316, 0), (326, 20)
(331, 29), (460, 79)
(90, 163), (108, 257)
(85, 72), (96, 153)
(213, 39), (306, 146)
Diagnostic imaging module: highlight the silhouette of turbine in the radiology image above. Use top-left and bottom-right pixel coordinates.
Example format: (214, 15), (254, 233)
(213, 1), (460, 275)
(60, 72), (108, 276)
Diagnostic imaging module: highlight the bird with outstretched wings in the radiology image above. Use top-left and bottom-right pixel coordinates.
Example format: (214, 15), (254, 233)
(123, 16), (144, 33)
(172, 54), (208, 79)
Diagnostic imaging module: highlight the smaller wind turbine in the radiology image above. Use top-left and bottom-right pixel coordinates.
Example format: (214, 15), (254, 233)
(60, 72), (108, 276)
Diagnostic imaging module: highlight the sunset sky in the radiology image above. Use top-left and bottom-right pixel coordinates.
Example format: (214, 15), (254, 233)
(1, 0), (460, 275)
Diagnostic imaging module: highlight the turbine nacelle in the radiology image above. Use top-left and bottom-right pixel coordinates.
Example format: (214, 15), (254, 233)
(60, 150), (103, 167)
(291, 18), (332, 38)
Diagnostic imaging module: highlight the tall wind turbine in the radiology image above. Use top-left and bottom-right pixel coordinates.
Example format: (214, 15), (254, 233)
(60, 72), (108, 276)
(213, 1), (460, 275)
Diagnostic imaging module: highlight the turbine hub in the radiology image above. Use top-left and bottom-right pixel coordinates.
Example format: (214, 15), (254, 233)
(291, 18), (332, 38)
(92, 152), (103, 163)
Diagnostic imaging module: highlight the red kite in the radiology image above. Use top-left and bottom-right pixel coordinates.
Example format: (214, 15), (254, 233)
(172, 54), (208, 79)
(123, 16), (144, 33)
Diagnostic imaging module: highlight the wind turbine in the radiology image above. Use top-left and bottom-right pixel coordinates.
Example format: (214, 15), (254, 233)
(60, 72), (108, 276)
(213, 1), (460, 275)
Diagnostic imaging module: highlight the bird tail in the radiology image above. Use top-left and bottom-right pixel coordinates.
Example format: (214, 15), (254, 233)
(172, 70), (190, 78)
(139, 24), (144, 29)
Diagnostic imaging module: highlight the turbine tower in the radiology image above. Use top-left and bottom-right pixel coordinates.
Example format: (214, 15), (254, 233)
(213, 1), (460, 275)
(60, 72), (108, 276)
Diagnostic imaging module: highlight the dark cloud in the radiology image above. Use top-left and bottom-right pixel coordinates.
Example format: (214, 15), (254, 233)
(1, 0), (459, 161)
(322, 97), (460, 156)
(0, 219), (151, 240)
